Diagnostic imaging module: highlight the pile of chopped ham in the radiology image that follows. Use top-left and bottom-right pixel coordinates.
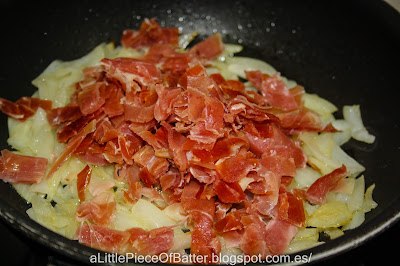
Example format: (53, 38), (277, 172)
(0, 18), (357, 261)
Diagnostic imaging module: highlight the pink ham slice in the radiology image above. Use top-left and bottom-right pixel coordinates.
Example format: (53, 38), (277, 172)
(0, 149), (47, 184)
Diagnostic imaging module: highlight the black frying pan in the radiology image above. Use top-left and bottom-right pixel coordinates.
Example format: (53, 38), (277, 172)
(0, 0), (399, 265)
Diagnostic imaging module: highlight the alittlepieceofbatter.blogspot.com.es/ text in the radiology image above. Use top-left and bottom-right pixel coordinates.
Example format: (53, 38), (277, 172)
(89, 252), (313, 265)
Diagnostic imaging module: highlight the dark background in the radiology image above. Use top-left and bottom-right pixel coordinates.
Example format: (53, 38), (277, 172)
(0, 0), (399, 265)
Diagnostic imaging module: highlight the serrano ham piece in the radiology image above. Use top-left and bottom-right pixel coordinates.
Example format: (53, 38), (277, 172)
(306, 165), (348, 205)
(259, 155), (296, 178)
(47, 119), (97, 179)
(162, 121), (188, 171)
(190, 33), (224, 60)
(77, 82), (106, 115)
(0, 97), (52, 121)
(240, 215), (298, 257)
(0, 149), (47, 184)
(264, 218), (298, 254)
(101, 58), (160, 91)
(278, 107), (338, 135)
(77, 165), (92, 202)
(277, 192), (306, 227)
(46, 104), (82, 128)
(216, 153), (257, 183)
(75, 224), (130, 253)
(102, 84), (125, 117)
(121, 18), (179, 49)
(244, 122), (307, 168)
(227, 95), (280, 123)
(215, 209), (243, 233)
(154, 85), (181, 122)
(245, 71), (300, 111)
(126, 227), (174, 255)
(214, 179), (246, 203)
(75, 224), (174, 255)
(182, 198), (220, 263)
(75, 192), (116, 226)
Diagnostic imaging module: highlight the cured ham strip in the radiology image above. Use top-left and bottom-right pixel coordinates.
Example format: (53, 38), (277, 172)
(0, 97), (52, 121)
(46, 104), (82, 128)
(92, 119), (119, 144)
(126, 227), (174, 255)
(145, 44), (190, 74)
(277, 192), (306, 227)
(162, 121), (188, 171)
(47, 119), (97, 179)
(214, 179), (246, 203)
(227, 95), (280, 123)
(160, 167), (182, 191)
(99, 83), (124, 116)
(190, 165), (217, 184)
(216, 153), (257, 183)
(240, 215), (298, 257)
(136, 129), (167, 152)
(244, 122), (307, 168)
(190, 135), (249, 164)
(121, 18), (179, 49)
(278, 107), (338, 135)
(187, 90), (225, 145)
(75, 224), (130, 253)
(182, 198), (220, 262)
(239, 214), (269, 257)
(56, 110), (103, 143)
(122, 181), (142, 204)
(101, 58), (160, 91)
(245, 71), (300, 111)
(77, 82), (106, 115)
(133, 145), (169, 186)
(259, 156), (296, 178)
(77, 165), (92, 202)
(154, 85), (181, 122)
(247, 163), (282, 214)
(15, 97), (52, 112)
(189, 33), (224, 60)
(0, 149), (47, 184)
(76, 224), (174, 255)
(215, 209), (243, 233)
(306, 165), (348, 205)
(178, 65), (215, 93)
(263, 219), (298, 254)
(75, 192), (116, 226)
(124, 101), (155, 123)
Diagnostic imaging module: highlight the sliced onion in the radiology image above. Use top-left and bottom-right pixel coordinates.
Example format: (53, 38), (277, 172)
(294, 166), (321, 189)
(347, 175), (365, 212)
(331, 144), (365, 178)
(343, 105), (375, 144)
(217, 43), (243, 61)
(323, 228), (344, 239)
(363, 184), (378, 212)
(342, 210), (365, 231)
(331, 119), (352, 146)
(302, 93), (338, 122)
(307, 201), (352, 228)
(286, 239), (323, 254)
(179, 31), (199, 49)
(226, 56), (277, 78)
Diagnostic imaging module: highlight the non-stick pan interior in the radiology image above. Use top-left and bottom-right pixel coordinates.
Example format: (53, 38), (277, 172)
(0, 0), (399, 264)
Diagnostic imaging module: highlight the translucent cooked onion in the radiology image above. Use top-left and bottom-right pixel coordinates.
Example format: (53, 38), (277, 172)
(343, 105), (376, 144)
(307, 201), (352, 228)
